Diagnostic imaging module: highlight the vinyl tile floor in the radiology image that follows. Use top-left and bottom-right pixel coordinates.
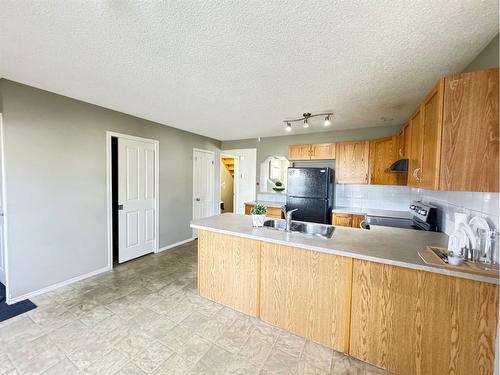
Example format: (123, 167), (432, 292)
(0, 240), (391, 374)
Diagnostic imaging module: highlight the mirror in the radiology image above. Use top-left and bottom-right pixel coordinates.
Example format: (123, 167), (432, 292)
(259, 156), (290, 193)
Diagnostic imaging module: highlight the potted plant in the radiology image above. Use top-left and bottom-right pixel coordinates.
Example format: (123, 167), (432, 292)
(251, 204), (267, 227)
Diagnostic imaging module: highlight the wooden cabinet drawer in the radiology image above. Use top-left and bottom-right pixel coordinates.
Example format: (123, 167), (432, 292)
(333, 213), (365, 229)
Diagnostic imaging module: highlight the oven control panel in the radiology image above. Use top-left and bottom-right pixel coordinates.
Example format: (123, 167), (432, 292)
(409, 201), (435, 222)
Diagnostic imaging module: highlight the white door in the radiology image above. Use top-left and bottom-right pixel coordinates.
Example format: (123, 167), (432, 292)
(193, 149), (215, 235)
(118, 138), (157, 263)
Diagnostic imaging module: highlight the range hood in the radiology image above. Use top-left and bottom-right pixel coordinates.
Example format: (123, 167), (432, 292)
(389, 159), (408, 172)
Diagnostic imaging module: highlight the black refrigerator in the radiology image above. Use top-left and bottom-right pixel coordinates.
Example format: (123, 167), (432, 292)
(286, 167), (335, 224)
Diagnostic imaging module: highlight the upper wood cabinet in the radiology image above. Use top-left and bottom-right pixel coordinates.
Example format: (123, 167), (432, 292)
(336, 141), (370, 184)
(288, 144), (312, 160)
(408, 108), (424, 187)
(396, 122), (411, 159)
(288, 143), (335, 160)
(440, 68), (499, 192)
(311, 143), (336, 160)
(420, 80), (444, 190)
(369, 136), (401, 185)
(408, 69), (499, 192)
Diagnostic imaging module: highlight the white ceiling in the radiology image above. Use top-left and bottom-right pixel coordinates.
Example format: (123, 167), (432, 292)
(0, 1), (498, 141)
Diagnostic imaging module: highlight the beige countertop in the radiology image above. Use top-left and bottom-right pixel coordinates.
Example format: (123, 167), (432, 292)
(332, 207), (412, 219)
(191, 213), (498, 285)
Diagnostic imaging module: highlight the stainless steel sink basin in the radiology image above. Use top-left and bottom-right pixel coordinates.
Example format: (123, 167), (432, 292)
(263, 219), (335, 239)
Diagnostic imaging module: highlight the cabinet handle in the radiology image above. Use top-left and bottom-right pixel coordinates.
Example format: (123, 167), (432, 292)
(413, 167), (421, 181)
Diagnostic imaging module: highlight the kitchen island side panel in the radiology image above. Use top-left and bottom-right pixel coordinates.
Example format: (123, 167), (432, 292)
(350, 259), (499, 375)
(197, 230), (260, 316)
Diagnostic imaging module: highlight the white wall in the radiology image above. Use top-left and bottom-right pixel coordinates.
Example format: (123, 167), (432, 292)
(223, 149), (256, 214)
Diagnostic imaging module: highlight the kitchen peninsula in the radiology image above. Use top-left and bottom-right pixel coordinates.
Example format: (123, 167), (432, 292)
(191, 214), (499, 375)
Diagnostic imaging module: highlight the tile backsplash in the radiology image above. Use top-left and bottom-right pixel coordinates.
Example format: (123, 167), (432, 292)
(261, 184), (500, 238)
(335, 184), (411, 211)
(411, 188), (500, 236)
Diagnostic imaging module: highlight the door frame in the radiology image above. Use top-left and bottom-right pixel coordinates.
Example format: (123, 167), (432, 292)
(0, 114), (10, 302)
(106, 131), (159, 269)
(192, 148), (215, 237)
(219, 153), (239, 214)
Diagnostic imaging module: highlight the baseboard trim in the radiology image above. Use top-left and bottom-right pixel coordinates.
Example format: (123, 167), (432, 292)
(157, 238), (195, 253)
(6, 265), (111, 305)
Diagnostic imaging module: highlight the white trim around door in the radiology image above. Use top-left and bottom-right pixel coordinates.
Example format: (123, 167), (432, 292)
(0, 114), (11, 302)
(192, 148), (216, 238)
(106, 132), (160, 269)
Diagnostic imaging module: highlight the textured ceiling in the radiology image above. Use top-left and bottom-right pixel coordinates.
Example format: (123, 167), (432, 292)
(0, 1), (498, 140)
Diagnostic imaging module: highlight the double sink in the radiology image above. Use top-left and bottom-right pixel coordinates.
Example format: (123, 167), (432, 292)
(263, 219), (335, 239)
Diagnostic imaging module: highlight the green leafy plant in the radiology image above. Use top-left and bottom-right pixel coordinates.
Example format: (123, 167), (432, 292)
(251, 204), (267, 215)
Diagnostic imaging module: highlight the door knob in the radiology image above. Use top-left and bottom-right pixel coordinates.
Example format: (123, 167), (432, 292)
(195, 198), (201, 201)
(118, 204), (124, 210)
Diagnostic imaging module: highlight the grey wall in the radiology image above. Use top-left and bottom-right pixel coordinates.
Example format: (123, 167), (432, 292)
(221, 125), (401, 169)
(0, 79), (221, 299)
(463, 33), (499, 72)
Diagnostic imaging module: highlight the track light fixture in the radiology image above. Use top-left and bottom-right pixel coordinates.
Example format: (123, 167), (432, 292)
(283, 112), (333, 132)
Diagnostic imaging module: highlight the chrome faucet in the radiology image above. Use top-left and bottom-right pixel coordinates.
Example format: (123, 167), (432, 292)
(282, 208), (298, 231)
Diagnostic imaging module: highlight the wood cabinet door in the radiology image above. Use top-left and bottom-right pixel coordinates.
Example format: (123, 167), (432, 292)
(351, 214), (365, 229)
(244, 204), (254, 215)
(336, 141), (370, 184)
(350, 260), (498, 375)
(419, 80), (444, 190)
(408, 109), (423, 187)
(260, 242), (352, 351)
(333, 213), (353, 227)
(310, 143), (336, 160)
(198, 230), (260, 316)
(440, 68), (499, 192)
(403, 121), (411, 159)
(288, 144), (311, 160)
(397, 122), (411, 159)
(396, 127), (405, 159)
(266, 207), (283, 219)
(369, 136), (399, 185)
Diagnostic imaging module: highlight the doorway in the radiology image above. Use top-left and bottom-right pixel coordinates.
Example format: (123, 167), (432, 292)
(192, 148), (215, 237)
(220, 155), (237, 213)
(107, 132), (159, 267)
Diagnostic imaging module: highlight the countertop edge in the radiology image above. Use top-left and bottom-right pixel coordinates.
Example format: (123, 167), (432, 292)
(191, 223), (499, 285)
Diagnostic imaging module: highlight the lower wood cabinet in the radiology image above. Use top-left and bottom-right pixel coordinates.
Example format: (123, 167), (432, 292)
(197, 231), (260, 316)
(197, 231), (499, 375)
(244, 203), (283, 219)
(260, 242), (352, 351)
(333, 213), (365, 228)
(349, 260), (499, 375)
